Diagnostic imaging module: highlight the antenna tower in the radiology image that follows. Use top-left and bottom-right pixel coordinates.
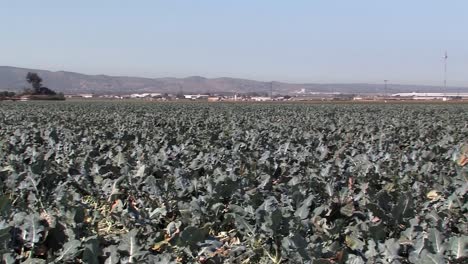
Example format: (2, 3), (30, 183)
(444, 51), (448, 92)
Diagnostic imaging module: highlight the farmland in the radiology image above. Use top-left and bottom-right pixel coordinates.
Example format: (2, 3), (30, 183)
(0, 101), (467, 263)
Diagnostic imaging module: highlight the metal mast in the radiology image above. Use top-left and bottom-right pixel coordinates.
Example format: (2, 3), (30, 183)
(444, 51), (448, 92)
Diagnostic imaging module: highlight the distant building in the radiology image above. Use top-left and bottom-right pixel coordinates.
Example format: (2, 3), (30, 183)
(129, 93), (162, 98)
(251, 96), (272, 101)
(65, 94), (93, 98)
(291, 93), (350, 101)
(208, 96), (221, 102)
(391, 92), (468, 100)
(19, 95), (31, 101)
(99, 95), (123, 99)
(130, 93), (149, 98)
(184, 94), (209, 100)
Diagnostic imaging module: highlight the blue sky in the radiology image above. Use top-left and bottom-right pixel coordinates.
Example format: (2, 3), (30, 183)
(1, 0), (467, 86)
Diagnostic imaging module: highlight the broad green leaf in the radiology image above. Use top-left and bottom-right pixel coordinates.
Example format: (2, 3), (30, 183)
(103, 245), (120, 264)
(118, 229), (144, 263)
(392, 192), (414, 223)
(0, 196), (10, 217)
(113, 152), (126, 167)
(340, 203), (354, 217)
(448, 236), (468, 259)
(82, 237), (100, 264)
(2, 253), (15, 264)
(417, 249), (444, 264)
(428, 228), (445, 254)
(55, 239), (81, 262)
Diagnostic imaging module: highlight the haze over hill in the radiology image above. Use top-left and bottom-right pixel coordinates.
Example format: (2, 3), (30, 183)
(1, 66), (467, 95)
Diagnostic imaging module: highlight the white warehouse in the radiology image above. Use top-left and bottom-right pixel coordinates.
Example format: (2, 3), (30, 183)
(391, 92), (468, 100)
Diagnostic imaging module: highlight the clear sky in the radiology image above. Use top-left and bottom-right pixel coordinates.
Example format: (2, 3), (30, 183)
(1, 0), (467, 86)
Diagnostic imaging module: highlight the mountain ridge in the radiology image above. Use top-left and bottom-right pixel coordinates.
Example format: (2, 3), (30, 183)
(1, 66), (467, 95)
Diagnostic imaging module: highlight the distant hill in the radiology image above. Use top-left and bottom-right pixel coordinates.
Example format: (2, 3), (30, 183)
(1, 66), (467, 95)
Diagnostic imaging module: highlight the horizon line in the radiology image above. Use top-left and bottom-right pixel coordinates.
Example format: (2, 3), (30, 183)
(1, 65), (467, 88)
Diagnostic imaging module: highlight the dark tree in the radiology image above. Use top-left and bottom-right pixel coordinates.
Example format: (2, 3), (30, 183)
(26, 72), (43, 92)
(0, 91), (15, 98)
(24, 72), (58, 95)
(38, 87), (57, 95)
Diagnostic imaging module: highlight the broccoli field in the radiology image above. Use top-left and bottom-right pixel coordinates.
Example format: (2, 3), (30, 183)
(0, 101), (467, 263)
